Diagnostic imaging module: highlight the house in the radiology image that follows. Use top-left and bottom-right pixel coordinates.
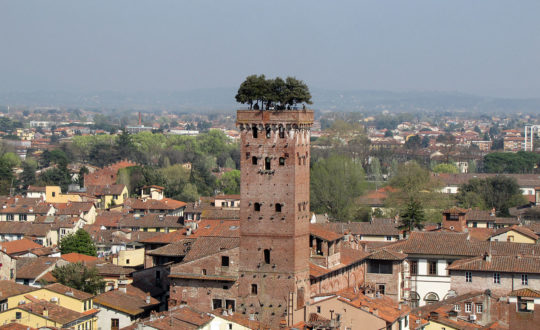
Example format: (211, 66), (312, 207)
(365, 249), (408, 302)
(45, 185), (82, 203)
(488, 225), (539, 243)
(213, 194), (241, 209)
(93, 283), (160, 330)
(322, 220), (401, 243)
(123, 197), (186, 217)
(437, 173), (540, 197)
(448, 254), (540, 296)
(15, 257), (67, 287)
(83, 160), (136, 187)
(95, 263), (135, 292)
(412, 290), (507, 329)
(507, 288), (540, 329)
(0, 198), (55, 222)
(86, 184), (128, 209)
(25, 186), (46, 199)
(293, 288), (411, 330)
(0, 280), (38, 310)
(0, 222), (57, 247)
(0, 250), (16, 281)
(119, 214), (184, 233)
(140, 185), (165, 200)
(442, 208), (519, 231)
(53, 201), (97, 224)
(0, 297), (98, 330)
(0, 238), (48, 258)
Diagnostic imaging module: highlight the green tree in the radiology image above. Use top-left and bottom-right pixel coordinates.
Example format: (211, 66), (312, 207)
(59, 229), (97, 256)
(18, 161), (37, 191)
(115, 129), (135, 160)
(405, 135), (421, 149)
(483, 152), (540, 174)
(310, 155), (366, 221)
(217, 170), (241, 194)
(78, 166), (89, 187)
(52, 263), (105, 295)
(399, 198), (426, 233)
(456, 176), (526, 216)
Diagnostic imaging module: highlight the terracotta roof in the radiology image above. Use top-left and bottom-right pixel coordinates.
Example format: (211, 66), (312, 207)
(124, 197), (186, 211)
(357, 186), (397, 206)
(200, 208), (239, 220)
(448, 255), (540, 274)
(0, 324), (37, 330)
(509, 288), (540, 298)
(146, 239), (195, 257)
(27, 186), (46, 192)
(190, 220), (240, 238)
(183, 236), (239, 262)
(443, 207), (468, 214)
(491, 225), (539, 241)
(119, 214), (184, 229)
(17, 299), (97, 324)
(44, 283), (94, 300)
(61, 252), (99, 263)
(16, 257), (61, 280)
(86, 184), (126, 196)
(53, 202), (94, 215)
(94, 211), (124, 228)
(0, 198), (52, 215)
(213, 194), (240, 200)
(321, 221), (400, 237)
(337, 288), (410, 324)
(0, 280), (37, 300)
(0, 238), (43, 255)
(310, 224), (343, 241)
(95, 263), (135, 277)
(124, 305), (212, 329)
(84, 160), (136, 187)
(467, 228), (496, 241)
(368, 249), (407, 261)
(388, 231), (540, 257)
(310, 247), (370, 279)
(413, 291), (485, 317)
(94, 285), (159, 315)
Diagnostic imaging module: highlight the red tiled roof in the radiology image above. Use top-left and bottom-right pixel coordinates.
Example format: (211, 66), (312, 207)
(310, 224), (343, 241)
(0, 280), (37, 300)
(337, 288), (410, 324)
(94, 285), (159, 315)
(0, 238), (43, 255)
(44, 283), (94, 300)
(86, 184), (126, 196)
(61, 252), (99, 263)
(448, 255), (540, 274)
(491, 225), (539, 241)
(509, 288), (540, 298)
(124, 197), (186, 211)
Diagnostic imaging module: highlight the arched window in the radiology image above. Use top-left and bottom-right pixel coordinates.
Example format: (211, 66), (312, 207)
(279, 126), (285, 138)
(252, 126), (258, 138)
(254, 203), (261, 212)
(252, 156), (258, 165)
(409, 292), (420, 308)
(265, 157), (271, 170)
(279, 157), (285, 166)
(275, 203), (282, 212)
(424, 292), (439, 305)
(266, 126), (271, 138)
(264, 249), (271, 264)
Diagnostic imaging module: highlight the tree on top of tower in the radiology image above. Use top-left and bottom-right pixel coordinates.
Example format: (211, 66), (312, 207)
(235, 75), (312, 110)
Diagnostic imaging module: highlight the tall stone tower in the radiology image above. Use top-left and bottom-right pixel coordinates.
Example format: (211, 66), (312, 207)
(236, 109), (314, 326)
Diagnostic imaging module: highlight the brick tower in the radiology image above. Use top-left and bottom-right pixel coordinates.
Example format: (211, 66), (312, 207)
(236, 109), (313, 326)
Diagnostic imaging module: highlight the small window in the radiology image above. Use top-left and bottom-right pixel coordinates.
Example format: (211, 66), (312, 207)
(410, 260), (418, 275)
(454, 304), (461, 312)
(493, 272), (500, 284)
(15, 312), (21, 320)
(476, 304), (483, 313)
(212, 299), (223, 310)
(252, 156), (258, 165)
(202, 269), (207, 275)
(266, 126), (271, 138)
(264, 249), (271, 264)
(275, 203), (282, 212)
(298, 203), (302, 212)
(279, 157), (285, 166)
(52, 192), (56, 197)
(377, 284), (385, 295)
(265, 157), (271, 170)
(317, 306), (321, 313)
(385, 236), (392, 241)
(428, 261), (437, 275)
(465, 271), (472, 283)
(251, 284), (258, 295)
(279, 126), (285, 138)
(222, 256), (230, 267)
(228, 324), (233, 330)
(465, 302), (472, 313)
(522, 274), (528, 285)
(126, 259), (130, 265)
(245, 152), (250, 160)
(254, 203), (261, 212)
(252, 126), (258, 138)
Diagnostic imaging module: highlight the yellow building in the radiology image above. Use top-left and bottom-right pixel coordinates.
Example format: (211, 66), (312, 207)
(45, 186), (82, 203)
(489, 225), (539, 244)
(86, 184), (128, 209)
(112, 248), (145, 267)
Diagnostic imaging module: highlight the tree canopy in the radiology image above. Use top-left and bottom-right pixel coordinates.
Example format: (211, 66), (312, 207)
(456, 176), (526, 216)
(310, 154), (367, 221)
(51, 263), (105, 295)
(235, 75), (312, 109)
(483, 152), (540, 174)
(59, 229), (97, 256)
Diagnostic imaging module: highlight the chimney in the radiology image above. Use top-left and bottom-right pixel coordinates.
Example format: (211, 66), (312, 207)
(483, 252), (492, 262)
(146, 293), (151, 304)
(490, 208), (496, 216)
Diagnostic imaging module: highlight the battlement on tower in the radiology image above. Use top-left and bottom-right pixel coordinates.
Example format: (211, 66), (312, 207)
(236, 109), (314, 127)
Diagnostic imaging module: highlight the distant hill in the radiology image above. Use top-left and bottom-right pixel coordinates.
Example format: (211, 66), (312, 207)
(0, 88), (539, 114)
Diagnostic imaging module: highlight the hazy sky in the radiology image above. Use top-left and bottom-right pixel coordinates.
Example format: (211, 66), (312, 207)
(1, 1), (539, 98)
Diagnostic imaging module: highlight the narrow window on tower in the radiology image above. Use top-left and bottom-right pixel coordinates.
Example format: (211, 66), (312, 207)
(221, 256), (230, 267)
(254, 203), (261, 212)
(245, 152), (250, 160)
(275, 203), (282, 212)
(279, 157), (285, 166)
(264, 249), (271, 264)
(265, 157), (271, 170)
(252, 156), (258, 165)
(303, 157), (306, 165)
(252, 126), (258, 138)
(298, 203), (302, 212)
(266, 126), (271, 138)
(251, 284), (258, 295)
(279, 126), (285, 138)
